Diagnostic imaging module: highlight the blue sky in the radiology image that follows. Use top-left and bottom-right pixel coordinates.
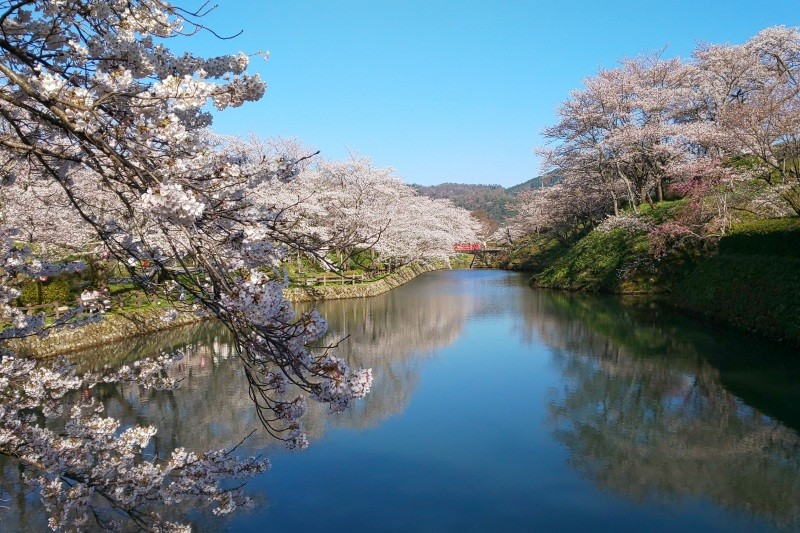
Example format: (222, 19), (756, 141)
(184, 1), (799, 187)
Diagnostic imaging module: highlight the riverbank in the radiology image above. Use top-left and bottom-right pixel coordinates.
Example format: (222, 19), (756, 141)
(284, 260), (447, 302)
(672, 219), (800, 345)
(7, 260), (449, 358)
(502, 216), (800, 347)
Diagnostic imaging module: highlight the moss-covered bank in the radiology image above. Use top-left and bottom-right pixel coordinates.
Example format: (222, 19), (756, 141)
(527, 202), (701, 294)
(504, 216), (800, 346)
(673, 220), (800, 345)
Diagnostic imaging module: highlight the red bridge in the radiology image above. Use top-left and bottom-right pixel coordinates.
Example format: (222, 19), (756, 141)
(453, 243), (482, 252)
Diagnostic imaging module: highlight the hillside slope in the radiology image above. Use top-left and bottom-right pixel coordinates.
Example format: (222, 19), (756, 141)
(413, 175), (549, 225)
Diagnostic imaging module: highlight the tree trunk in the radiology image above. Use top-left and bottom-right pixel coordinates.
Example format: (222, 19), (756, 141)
(610, 189), (619, 217)
(615, 163), (638, 214)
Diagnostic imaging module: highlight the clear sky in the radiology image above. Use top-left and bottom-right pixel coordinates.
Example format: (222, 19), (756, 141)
(183, 0), (800, 188)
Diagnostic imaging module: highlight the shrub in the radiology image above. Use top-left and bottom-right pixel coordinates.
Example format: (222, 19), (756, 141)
(19, 277), (73, 306)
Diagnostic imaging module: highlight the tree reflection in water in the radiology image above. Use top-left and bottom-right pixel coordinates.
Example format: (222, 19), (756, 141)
(524, 290), (800, 528)
(54, 278), (474, 453)
(3, 271), (800, 529)
(0, 275), (477, 529)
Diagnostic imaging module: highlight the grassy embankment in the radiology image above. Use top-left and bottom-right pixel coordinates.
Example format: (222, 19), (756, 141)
(674, 218), (800, 344)
(507, 201), (699, 293)
(503, 205), (800, 345)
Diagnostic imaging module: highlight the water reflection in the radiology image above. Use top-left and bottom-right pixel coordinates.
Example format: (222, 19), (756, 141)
(67, 271), (483, 456)
(0, 272), (485, 530)
(548, 350), (800, 527)
(523, 290), (800, 527)
(297, 279), (476, 430)
(3, 271), (800, 530)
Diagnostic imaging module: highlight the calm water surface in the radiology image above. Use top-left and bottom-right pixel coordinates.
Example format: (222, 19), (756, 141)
(4, 270), (800, 531)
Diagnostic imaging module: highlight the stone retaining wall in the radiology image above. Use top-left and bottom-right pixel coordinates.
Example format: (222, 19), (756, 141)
(7, 309), (209, 359)
(283, 261), (445, 302)
(8, 261), (446, 358)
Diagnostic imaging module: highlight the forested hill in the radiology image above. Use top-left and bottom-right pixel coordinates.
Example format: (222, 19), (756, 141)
(413, 175), (547, 225)
(506, 175), (545, 195)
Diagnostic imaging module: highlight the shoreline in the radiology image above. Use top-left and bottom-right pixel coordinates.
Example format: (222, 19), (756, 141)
(7, 261), (448, 358)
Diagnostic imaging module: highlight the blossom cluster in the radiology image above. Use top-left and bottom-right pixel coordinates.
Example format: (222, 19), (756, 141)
(310, 354), (374, 413)
(0, 1), (441, 529)
(0, 353), (270, 530)
(596, 215), (654, 235)
(219, 269), (288, 327)
(142, 183), (207, 225)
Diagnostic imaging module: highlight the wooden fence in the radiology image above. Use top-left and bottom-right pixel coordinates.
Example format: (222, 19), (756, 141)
(302, 273), (369, 286)
(17, 301), (71, 318)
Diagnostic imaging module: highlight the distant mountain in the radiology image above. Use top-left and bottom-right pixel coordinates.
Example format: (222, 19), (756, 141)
(412, 182), (513, 224)
(506, 171), (562, 195)
(413, 173), (557, 227)
(506, 176), (543, 195)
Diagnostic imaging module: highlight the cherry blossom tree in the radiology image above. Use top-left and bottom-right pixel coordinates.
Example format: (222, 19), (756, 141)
(293, 155), (400, 266)
(251, 152), (480, 270)
(0, 1), (371, 529)
(503, 177), (612, 247)
(538, 76), (626, 215)
(376, 193), (481, 263)
(536, 25), (800, 250)
(539, 54), (695, 215)
(699, 26), (800, 215)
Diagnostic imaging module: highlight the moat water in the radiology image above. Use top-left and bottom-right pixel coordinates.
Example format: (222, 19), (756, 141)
(4, 269), (800, 531)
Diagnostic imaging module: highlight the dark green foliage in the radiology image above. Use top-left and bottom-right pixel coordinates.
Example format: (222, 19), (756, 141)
(720, 218), (800, 258)
(504, 177), (541, 195)
(674, 254), (800, 346)
(670, 217), (800, 345)
(505, 170), (560, 195)
(19, 277), (72, 305)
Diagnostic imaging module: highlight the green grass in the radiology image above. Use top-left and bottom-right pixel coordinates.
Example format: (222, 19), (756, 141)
(534, 228), (661, 293)
(635, 199), (688, 224)
(720, 217), (800, 257)
(501, 234), (571, 273)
